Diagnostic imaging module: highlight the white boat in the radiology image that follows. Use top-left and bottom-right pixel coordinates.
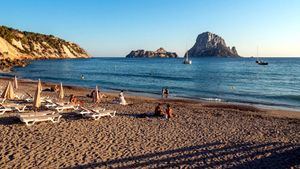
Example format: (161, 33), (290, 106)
(183, 51), (192, 64)
(255, 47), (268, 65)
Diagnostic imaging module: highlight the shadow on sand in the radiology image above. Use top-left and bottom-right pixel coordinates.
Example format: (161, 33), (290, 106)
(0, 116), (22, 125)
(64, 141), (300, 169)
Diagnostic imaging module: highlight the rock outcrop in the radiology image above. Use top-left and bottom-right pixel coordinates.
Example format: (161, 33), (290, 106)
(126, 48), (178, 58)
(0, 58), (28, 72)
(186, 32), (240, 57)
(0, 25), (89, 61)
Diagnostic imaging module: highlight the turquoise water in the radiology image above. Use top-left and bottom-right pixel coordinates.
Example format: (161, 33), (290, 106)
(2, 57), (300, 110)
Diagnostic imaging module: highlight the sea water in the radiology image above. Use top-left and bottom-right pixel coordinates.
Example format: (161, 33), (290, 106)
(2, 57), (300, 110)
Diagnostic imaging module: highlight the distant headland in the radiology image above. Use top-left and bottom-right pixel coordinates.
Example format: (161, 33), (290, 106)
(126, 48), (178, 58)
(186, 32), (240, 58)
(0, 25), (89, 71)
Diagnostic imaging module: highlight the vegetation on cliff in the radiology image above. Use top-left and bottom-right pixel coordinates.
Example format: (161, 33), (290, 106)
(0, 25), (89, 71)
(0, 25), (89, 60)
(126, 48), (178, 58)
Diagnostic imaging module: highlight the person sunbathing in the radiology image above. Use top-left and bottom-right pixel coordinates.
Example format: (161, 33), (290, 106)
(165, 104), (173, 119)
(69, 94), (82, 106)
(154, 103), (164, 116)
(53, 85), (59, 93)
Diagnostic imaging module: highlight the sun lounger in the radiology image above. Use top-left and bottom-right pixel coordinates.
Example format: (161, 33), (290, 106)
(17, 110), (55, 118)
(0, 107), (12, 115)
(44, 100), (58, 109)
(19, 113), (62, 126)
(55, 103), (79, 112)
(15, 94), (25, 100)
(0, 103), (27, 115)
(75, 106), (106, 116)
(81, 107), (116, 120)
(44, 100), (78, 112)
(24, 97), (33, 103)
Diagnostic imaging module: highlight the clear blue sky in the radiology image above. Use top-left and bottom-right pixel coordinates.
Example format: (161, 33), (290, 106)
(1, 0), (299, 57)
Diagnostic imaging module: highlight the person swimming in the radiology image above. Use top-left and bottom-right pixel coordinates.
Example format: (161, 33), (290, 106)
(81, 75), (85, 80)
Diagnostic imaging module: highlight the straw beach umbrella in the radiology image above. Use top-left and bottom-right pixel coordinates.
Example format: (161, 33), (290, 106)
(59, 82), (64, 100)
(94, 85), (100, 103)
(33, 79), (42, 109)
(14, 76), (18, 89)
(1, 82), (15, 99)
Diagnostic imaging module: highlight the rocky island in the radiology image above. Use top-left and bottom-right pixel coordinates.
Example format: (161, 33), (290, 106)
(0, 26), (89, 71)
(126, 48), (178, 58)
(186, 32), (240, 57)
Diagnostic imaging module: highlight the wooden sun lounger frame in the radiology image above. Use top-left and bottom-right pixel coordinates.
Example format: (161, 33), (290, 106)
(19, 114), (62, 126)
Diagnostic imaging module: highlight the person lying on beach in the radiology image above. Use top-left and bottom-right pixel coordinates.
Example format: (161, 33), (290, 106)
(69, 94), (83, 106)
(42, 85), (59, 92)
(154, 103), (164, 117)
(53, 85), (59, 93)
(87, 90), (95, 98)
(165, 104), (173, 119)
(87, 90), (105, 98)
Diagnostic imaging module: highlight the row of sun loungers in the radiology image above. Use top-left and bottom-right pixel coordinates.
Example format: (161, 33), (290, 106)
(0, 98), (116, 125)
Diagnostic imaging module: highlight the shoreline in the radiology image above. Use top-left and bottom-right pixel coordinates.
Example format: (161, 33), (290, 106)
(2, 57), (300, 113)
(1, 76), (299, 119)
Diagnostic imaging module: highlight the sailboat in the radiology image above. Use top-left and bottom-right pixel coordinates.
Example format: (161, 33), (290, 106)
(183, 50), (192, 64)
(255, 47), (268, 65)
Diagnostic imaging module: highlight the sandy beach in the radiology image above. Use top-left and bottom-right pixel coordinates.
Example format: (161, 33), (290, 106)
(0, 77), (299, 168)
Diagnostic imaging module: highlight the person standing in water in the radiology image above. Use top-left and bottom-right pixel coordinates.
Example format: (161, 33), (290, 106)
(81, 75), (85, 80)
(161, 88), (165, 98)
(164, 88), (169, 99)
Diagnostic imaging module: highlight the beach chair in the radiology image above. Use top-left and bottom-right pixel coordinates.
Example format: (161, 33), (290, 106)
(0, 103), (27, 115)
(54, 102), (79, 112)
(75, 106), (105, 116)
(17, 110), (56, 118)
(19, 113), (62, 126)
(82, 107), (116, 120)
(0, 106), (12, 115)
(24, 97), (33, 103)
(15, 94), (25, 100)
(24, 96), (50, 103)
(44, 100), (58, 109)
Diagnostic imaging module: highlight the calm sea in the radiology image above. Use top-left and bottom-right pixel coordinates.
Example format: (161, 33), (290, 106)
(1, 57), (300, 110)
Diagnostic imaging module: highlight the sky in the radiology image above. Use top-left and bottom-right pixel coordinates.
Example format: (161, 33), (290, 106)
(1, 0), (300, 57)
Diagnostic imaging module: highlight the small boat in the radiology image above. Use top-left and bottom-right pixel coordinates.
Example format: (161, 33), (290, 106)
(255, 47), (268, 65)
(183, 51), (192, 64)
(256, 60), (268, 65)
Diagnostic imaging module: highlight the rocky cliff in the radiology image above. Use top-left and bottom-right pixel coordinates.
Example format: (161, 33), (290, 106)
(126, 48), (178, 58)
(0, 26), (89, 61)
(186, 32), (240, 57)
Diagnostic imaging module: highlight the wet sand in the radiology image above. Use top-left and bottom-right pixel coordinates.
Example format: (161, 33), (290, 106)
(0, 78), (299, 168)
